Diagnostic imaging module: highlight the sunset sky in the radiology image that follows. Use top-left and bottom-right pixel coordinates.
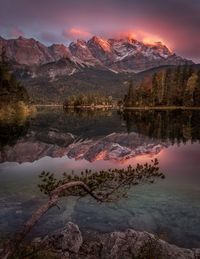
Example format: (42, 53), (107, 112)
(0, 0), (200, 62)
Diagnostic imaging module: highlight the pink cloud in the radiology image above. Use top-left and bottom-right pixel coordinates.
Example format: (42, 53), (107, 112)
(63, 28), (91, 40)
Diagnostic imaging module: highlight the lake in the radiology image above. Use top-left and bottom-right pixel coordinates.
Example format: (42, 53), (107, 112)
(0, 107), (200, 248)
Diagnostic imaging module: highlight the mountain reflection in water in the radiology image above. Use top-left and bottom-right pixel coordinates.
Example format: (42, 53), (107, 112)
(0, 109), (199, 163)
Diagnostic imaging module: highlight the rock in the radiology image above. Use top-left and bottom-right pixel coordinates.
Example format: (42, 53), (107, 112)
(101, 229), (196, 259)
(52, 222), (83, 254)
(61, 251), (70, 259)
(1, 36), (192, 72)
(193, 249), (200, 258)
(39, 223), (200, 259)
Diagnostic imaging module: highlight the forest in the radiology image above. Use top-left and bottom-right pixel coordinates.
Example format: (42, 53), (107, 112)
(124, 65), (200, 107)
(63, 92), (114, 107)
(0, 48), (29, 107)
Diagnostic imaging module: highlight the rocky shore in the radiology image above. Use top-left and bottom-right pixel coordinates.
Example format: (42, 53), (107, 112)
(31, 222), (200, 259)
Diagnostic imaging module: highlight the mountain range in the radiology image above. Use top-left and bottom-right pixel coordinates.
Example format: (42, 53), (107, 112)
(0, 35), (195, 103)
(0, 35), (193, 73)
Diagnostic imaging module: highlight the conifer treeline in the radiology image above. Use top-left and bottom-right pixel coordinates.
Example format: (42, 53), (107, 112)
(63, 92), (113, 107)
(0, 47), (29, 106)
(124, 65), (200, 107)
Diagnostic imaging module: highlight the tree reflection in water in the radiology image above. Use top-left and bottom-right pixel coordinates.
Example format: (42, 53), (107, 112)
(120, 110), (200, 144)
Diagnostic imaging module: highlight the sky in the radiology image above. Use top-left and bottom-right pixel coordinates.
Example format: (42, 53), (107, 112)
(0, 0), (200, 63)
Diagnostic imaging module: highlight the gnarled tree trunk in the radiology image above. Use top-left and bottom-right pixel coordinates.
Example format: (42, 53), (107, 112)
(1, 181), (102, 259)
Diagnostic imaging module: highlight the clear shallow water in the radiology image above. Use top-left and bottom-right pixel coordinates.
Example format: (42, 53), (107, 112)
(0, 108), (200, 248)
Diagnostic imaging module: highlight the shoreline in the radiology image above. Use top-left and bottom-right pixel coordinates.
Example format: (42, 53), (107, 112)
(34, 104), (200, 110)
(0, 102), (36, 122)
(34, 104), (63, 107)
(123, 106), (200, 110)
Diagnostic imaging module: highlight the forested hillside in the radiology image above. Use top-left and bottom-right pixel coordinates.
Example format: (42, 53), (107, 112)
(124, 65), (200, 107)
(19, 67), (131, 104)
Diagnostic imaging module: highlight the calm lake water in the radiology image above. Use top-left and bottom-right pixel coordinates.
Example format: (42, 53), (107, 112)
(0, 107), (200, 248)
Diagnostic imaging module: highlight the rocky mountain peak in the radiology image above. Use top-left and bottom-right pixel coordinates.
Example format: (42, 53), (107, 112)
(76, 39), (87, 45)
(0, 35), (193, 72)
(69, 38), (100, 65)
(49, 43), (71, 61)
(16, 36), (26, 41)
(88, 36), (111, 52)
(146, 41), (172, 56)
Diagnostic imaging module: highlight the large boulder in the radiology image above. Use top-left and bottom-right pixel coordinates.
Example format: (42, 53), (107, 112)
(101, 229), (197, 259)
(51, 222), (83, 254)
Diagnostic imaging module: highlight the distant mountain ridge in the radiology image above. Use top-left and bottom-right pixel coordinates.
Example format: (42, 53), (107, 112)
(0, 35), (193, 74)
(0, 35), (197, 104)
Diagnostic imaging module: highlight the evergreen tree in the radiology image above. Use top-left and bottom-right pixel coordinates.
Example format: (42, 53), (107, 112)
(193, 71), (200, 106)
(162, 68), (172, 105)
(124, 65), (200, 107)
(124, 80), (134, 107)
(0, 46), (29, 106)
(151, 73), (159, 106)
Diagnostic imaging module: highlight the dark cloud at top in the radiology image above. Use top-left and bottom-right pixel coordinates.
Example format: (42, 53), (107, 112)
(0, 0), (199, 62)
